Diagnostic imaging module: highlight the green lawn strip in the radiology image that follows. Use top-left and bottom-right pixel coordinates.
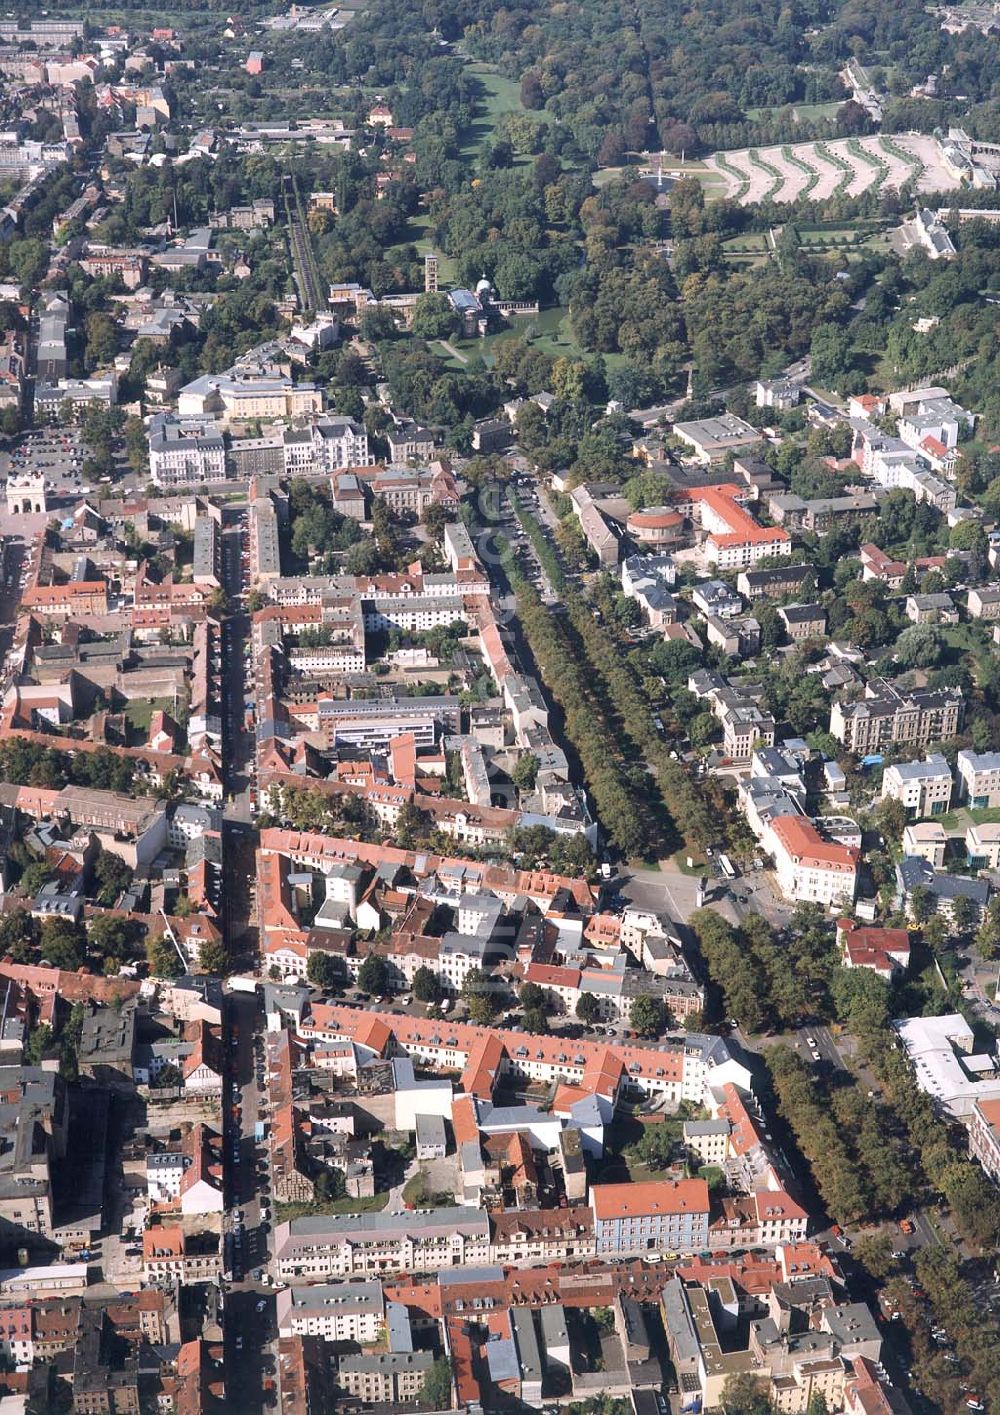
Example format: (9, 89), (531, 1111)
(457, 64), (539, 162)
(471, 306), (601, 368)
(713, 152), (750, 202)
(124, 696), (177, 736)
(846, 136), (889, 188)
(933, 805), (1000, 832)
(879, 135), (923, 185)
(782, 145), (819, 199)
(747, 148), (784, 201)
(507, 486), (566, 592)
(815, 142), (853, 197)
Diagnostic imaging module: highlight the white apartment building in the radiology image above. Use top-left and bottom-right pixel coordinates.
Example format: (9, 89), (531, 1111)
(881, 754), (953, 819)
(149, 415), (228, 487)
(35, 374), (117, 420)
(897, 395), (972, 452)
(768, 814), (858, 907)
(276, 1281), (385, 1342)
(894, 1012), (1000, 1119)
(289, 644), (366, 674)
(167, 804), (223, 848)
(902, 821), (948, 867)
(312, 417), (370, 470)
(274, 1208), (491, 1281)
(968, 1098), (1000, 1186)
(957, 749), (1000, 809)
(362, 593), (465, 634)
(146, 1151), (186, 1203)
(966, 821), (1000, 871)
(720, 701), (776, 764)
(282, 428), (316, 475)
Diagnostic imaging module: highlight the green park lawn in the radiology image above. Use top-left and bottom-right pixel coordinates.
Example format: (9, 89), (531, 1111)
(458, 64), (542, 163)
(124, 697), (176, 736)
(385, 213), (459, 282)
(933, 806), (1000, 832)
(437, 305), (629, 374)
(274, 1190), (389, 1223)
(744, 101), (842, 123)
(430, 306), (586, 371)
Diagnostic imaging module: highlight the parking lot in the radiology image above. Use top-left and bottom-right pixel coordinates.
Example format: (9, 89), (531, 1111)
(1, 426), (88, 500)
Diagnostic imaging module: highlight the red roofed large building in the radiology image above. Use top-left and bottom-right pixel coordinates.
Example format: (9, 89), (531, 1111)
(685, 483), (792, 570)
(179, 1124), (225, 1214)
(298, 1003), (750, 1111)
(752, 1189), (809, 1244)
(844, 1356), (901, 1415)
(627, 482), (792, 569)
(860, 542), (947, 589)
(143, 1225), (221, 1283)
(148, 709), (179, 753)
(173, 1337), (225, 1415)
(257, 828), (598, 917)
(837, 919), (910, 979)
(768, 814), (858, 907)
(626, 506), (686, 549)
(968, 1096), (1000, 1186)
(181, 1021), (223, 1095)
(592, 1178), (710, 1254)
(21, 580), (108, 616)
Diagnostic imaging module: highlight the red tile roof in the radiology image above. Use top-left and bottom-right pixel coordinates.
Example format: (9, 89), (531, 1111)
(771, 815), (858, 871)
(920, 434), (950, 459)
(259, 829), (598, 912)
(302, 1003), (685, 1098)
(754, 1189), (808, 1222)
(591, 1178), (709, 1220)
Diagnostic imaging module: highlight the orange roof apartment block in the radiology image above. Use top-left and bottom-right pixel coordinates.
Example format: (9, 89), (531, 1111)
(969, 1096), (1000, 1186)
(21, 581), (108, 616)
(769, 814), (859, 908)
(299, 1002), (699, 1108)
(686, 483), (792, 570)
(837, 919), (910, 978)
(592, 1178), (710, 1254)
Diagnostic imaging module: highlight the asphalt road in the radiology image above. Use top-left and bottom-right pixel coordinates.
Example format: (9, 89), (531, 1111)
(222, 994), (276, 1410)
(0, 536), (25, 670)
(501, 486), (558, 604)
(220, 512), (256, 819)
(215, 509), (273, 1409)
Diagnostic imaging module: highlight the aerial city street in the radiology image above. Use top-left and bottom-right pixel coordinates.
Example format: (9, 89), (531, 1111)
(0, 2), (997, 1413)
